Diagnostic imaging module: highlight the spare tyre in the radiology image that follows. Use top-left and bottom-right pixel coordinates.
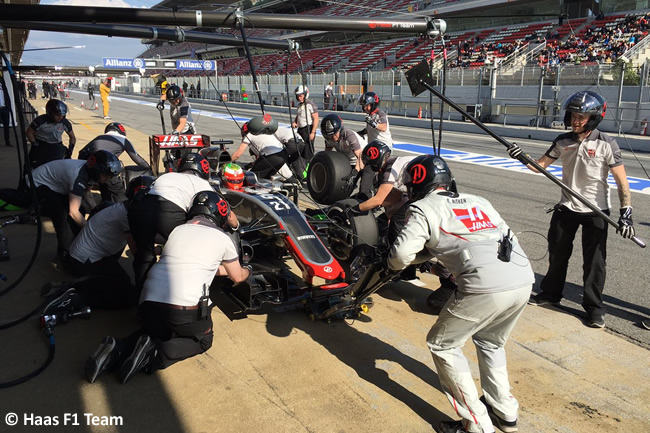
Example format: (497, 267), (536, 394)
(307, 151), (352, 205)
(326, 198), (380, 263)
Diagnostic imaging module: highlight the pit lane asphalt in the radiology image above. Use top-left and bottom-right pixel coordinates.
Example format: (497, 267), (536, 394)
(0, 92), (647, 433)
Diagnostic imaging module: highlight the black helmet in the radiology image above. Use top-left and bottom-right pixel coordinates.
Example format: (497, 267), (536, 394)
(359, 92), (380, 112)
(563, 91), (606, 132)
(125, 175), (155, 201)
(178, 153), (211, 180)
(166, 84), (182, 102)
(361, 140), (391, 172)
(105, 122), (126, 136)
(246, 114), (278, 135)
(321, 114), (343, 139)
(45, 99), (68, 120)
(187, 190), (231, 229)
(403, 155), (454, 201)
(86, 150), (122, 181)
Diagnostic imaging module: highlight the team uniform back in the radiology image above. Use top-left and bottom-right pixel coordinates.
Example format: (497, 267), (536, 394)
(78, 132), (149, 170)
(147, 171), (214, 212)
(141, 220), (239, 306)
(68, 202), (130, 264)
(389, 191), (534, 293)
(31, 159), (89, 195)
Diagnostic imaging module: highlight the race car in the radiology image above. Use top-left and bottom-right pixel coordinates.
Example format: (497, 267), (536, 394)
(211, 174), (394, 321)
(149, 135), (395, 321)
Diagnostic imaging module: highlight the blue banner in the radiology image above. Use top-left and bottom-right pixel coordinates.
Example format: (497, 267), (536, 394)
(176, 60), (216, 71)
(102, 58), (145, 69)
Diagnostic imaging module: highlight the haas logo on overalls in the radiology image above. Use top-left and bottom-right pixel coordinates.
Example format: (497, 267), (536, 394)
(453, 206), (496, 232)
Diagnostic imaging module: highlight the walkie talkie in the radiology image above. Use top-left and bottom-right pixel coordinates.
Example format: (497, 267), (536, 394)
(498, 229), (513, 263)
(198, 283), (210, 320)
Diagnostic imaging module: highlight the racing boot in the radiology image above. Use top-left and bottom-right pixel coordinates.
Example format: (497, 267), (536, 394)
(120, 334), (158, 384)
(437, 420), (471, 433)
(42, 287), (82, 316)
(85, 336), (121, 384)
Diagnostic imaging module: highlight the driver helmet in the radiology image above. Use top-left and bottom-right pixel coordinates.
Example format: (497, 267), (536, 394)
(221, 163), (245, 191)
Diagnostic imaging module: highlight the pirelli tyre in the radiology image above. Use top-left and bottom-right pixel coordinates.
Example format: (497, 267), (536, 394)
(307, 151), (351, 205)
(326, 198), (380, 263)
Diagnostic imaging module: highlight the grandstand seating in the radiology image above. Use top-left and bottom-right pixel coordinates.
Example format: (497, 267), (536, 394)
(139, 8), (650, 77)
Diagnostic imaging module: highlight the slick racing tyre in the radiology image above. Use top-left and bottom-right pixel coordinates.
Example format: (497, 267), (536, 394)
(307, 151), (352, 205)
(326, 198), (380, 262)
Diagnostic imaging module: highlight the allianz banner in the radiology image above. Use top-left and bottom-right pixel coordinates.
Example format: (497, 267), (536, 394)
(102, 58), (145, 69)
(176, 60), (216, 70)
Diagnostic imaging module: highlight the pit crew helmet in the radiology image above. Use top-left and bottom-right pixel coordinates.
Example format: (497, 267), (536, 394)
(359, 92), (380, 112)
(361, 140), (391, 172)
(105, 122), (126, 136)
(246, 114), (278, 136)
(563, 91), (606, 132)
(86, 150), (122, 182)
(321, 114), (343, 139)
(178, 153), (211, 180)
(187, 190), (231, 229)
(295, 85), (309, 99)
(403, 155), (454, 201)
(221, 163), (245, 191)
(125, 175), (155, 201)
(166, 84), (182, 102)
(45, 99), (68, 120)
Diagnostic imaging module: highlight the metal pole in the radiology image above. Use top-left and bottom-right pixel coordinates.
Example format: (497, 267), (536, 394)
(0, 21), (289, 50)
(415, 79), (645, 248)
(0, 4), (442, 35)
(235, 10), (264, 114)
(536, 67), (545, 128)
(617, 61), (625, 134)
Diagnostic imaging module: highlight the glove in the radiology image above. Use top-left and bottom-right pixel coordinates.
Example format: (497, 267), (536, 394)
(64, 148), (72, 159)
(171, 130), (180, 136)
(418, 261), (435, 274)
(341, 169), (359, 190)
(365, 115), (378, 129)
(617, 206), (635, 238)
(507, 143), (529, 163)
(345, 204), (367, 218)
(156, 100), (165, 111)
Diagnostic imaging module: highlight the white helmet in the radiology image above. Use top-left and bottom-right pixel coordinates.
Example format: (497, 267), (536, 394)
(295, 85), (309, 99)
